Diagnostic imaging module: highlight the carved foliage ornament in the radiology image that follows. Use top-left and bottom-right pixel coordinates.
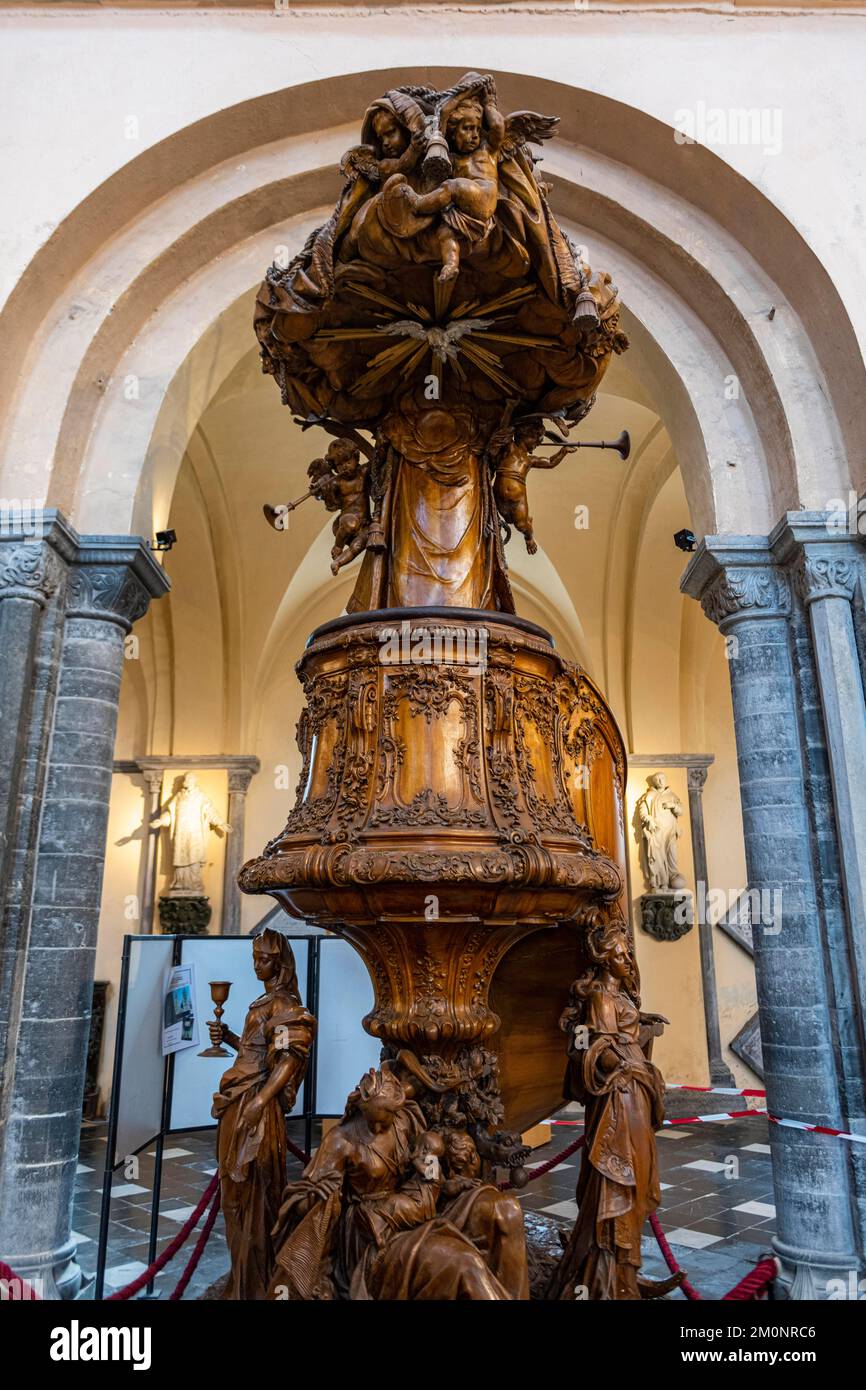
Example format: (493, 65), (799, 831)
(701, 567), (790, 627)
(66, 566), (151, 630)
(794, 553), (857, 604)
(0, 542), (63, 603)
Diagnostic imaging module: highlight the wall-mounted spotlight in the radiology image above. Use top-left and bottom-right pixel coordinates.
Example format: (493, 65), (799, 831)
(152, 529), (177, 553)
(673, 528), (696, 553)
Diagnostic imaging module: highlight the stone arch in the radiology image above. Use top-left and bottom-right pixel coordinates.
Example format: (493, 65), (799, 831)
(0, 68), (861, 550)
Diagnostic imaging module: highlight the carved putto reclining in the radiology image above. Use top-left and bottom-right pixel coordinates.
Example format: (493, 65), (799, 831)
(255, 72), (628, 611)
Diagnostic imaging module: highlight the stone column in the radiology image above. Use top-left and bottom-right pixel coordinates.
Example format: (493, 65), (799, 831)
(686, 764), (735, 1087)
(774, 516), (866, 1251)
(787, 533), (866, 1006)
(683, 538), (861, 1296)
(0, 518), (72, 1078)
(221, 762), (258, 935)
(0, 528), (168, 1297)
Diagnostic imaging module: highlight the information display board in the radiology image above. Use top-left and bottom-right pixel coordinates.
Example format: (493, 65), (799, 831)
(169, 936), (310, 1129)
(111, 935), (174, 1166)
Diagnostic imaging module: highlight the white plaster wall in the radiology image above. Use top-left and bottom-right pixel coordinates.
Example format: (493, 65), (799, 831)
(2, 4), (865, 376)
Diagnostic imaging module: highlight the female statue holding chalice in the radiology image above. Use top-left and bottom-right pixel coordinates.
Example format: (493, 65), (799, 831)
(210, 930), (316, 1299)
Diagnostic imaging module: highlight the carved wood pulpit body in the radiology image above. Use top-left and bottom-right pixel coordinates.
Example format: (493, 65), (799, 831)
(238, 74), (656, 1300)
(240, 608), (629, 1132)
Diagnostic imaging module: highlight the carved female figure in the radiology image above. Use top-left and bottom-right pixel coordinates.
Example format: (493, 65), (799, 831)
(268, 1064), (528, 1300)
(546, 918), (666, 1300)
(210, 930), (316, 1300)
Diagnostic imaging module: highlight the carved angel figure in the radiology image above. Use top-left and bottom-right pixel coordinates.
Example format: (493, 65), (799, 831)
(492, 418), (572, 554)
(307, 438), (371, 574)
(392, 78), (505, 282)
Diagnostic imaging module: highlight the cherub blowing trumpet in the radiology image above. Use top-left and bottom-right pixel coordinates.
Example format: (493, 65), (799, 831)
(263, 438), (371, 575)
(492, 419), (573, 555)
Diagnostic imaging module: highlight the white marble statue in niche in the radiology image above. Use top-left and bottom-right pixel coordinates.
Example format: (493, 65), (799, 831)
(636, 772), (687, 892)
(158, 772), (231, 895)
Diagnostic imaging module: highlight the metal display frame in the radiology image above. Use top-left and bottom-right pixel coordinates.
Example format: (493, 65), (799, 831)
(94, 932), (356, 1300)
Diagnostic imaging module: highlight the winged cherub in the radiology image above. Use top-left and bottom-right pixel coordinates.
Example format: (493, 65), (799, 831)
(391, 78), (557, 284)
(493, 419), (570, 555)
(308, 439), (371, 575)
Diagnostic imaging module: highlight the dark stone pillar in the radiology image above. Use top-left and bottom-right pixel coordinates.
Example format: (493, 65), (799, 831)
(0, 519), (168, 1297)
(683, 537), (862, 1297)
(686, 764), (735, 1087)
(0, 518), (73, 1082)
(773, 515), (866, 1258)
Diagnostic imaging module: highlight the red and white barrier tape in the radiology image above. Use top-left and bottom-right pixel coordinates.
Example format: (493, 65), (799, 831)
(768, 1114), (866, 1146)
(664, 1108), (765, 1126)
(552, 1108), (866, 1145)
(666, 1084), (766, 1098)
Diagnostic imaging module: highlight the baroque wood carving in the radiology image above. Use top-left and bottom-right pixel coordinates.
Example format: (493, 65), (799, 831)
(239, 73), (644, 1299)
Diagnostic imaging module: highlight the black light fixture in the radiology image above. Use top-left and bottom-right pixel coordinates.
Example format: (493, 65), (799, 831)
(673, 528), (696, 553)
(152, 529), (177, 553)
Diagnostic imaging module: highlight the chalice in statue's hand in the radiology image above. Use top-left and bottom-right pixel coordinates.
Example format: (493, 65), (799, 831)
(198, 980), (233, 1057)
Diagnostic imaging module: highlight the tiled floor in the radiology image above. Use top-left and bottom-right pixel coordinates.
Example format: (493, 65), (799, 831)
(74, 1125), (233, 1301)
(516, 1106), (777, 1299)
(73, 1101), (776, 1301)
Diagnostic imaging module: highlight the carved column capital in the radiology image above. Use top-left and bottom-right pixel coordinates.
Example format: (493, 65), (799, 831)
(227, 766), (256, 795)
(687, 765), (709, 794)
(793, 554), (857, 605)
(141, 768), (164, 797)
(0, 512), (76, 606)
(68, 537), (170, 632)
(0, 542), (64, 606)
(66, 566), (151, 630)
(700, 566), (790, 629)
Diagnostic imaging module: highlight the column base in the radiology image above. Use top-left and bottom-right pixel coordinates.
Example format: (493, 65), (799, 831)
(708, 1060), (737, 1087)
(773, 1236), (865, 1301)
(3, 1236), (90, 1300)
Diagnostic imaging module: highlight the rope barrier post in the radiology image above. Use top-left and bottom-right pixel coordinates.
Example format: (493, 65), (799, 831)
(143, 935), (182, 1298)
(95, 936), (132, 1302)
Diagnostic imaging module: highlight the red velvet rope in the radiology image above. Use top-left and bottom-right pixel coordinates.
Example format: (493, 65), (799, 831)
(169, 1186), (222, 1301)
(649, 1210), (776, 1301)
(0, 1260), (41, 1300)
(107, 1173), (219, 1301)
(649, 1210), (704, 1300)
(721, 1258), (778, 1301)
(286, 1135), (312, 1166)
